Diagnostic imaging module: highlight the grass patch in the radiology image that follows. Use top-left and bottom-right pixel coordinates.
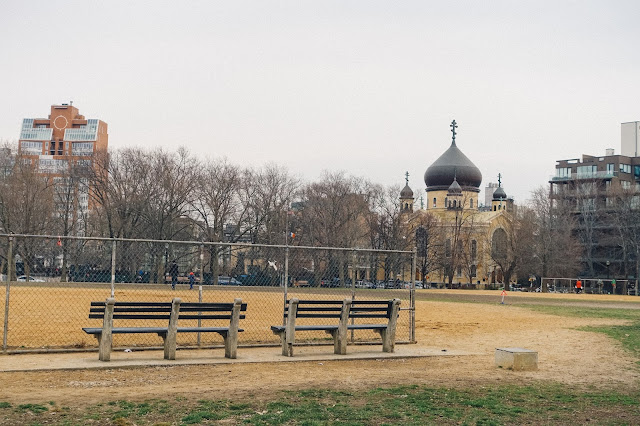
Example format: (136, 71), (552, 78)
(525, 304), (640, 321)
(4, 384), (640, 424)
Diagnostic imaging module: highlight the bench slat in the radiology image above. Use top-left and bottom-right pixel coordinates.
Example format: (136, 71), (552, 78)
(178, 314), (246, 320)
(82, 327), (168, 334)
(289, 300), (345, 305)
(90, 301), (172, 307)
(90, 307), (173, 313)
(181, 303), (247, 311)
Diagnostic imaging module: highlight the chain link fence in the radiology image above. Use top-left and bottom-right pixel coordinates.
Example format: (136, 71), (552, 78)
(2, 234), (416, 353)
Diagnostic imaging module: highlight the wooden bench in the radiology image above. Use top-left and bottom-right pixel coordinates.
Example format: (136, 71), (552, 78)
(82, 297), (246, 361)
(270, 298), (401, 357)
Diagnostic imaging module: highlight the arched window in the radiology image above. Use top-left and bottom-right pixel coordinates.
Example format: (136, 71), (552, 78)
(471, 240), (477, 261)
(491, 228), (508, 261)
(470, 198), (474, 208)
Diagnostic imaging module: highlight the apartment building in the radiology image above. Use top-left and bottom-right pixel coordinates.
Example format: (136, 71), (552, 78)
(18, 103), (108, 212)
(549, 123), (640, 279)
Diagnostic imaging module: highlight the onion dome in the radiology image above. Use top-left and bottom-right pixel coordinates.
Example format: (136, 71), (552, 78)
(424, 120), (482, 192)
(492, 186), (507, 201)
(447, 177), (462, 195)
(400, 184), (414, 198)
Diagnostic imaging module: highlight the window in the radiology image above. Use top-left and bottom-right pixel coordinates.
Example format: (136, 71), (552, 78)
(620, 164), (631, 174)
(491, 228), (508, 260)
(607, 163), (615, 173)
(433, 198), (436, 208)
(20, 141), (42, 155)
(471, 264), (477, 277)
(445, 239), (451, 257)
(471, 240), (477, 261)
(457, 266), (462, 277)
(556, 167), (571, 178)
(470, 198), (474, 208)
(621, 181), (631, 189)
(577, 165), (597, 176)
(72, 142), (94, 156)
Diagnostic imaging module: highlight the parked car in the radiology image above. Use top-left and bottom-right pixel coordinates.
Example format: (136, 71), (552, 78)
(217, 276), (242, 285)
(17, 275), (45, 282)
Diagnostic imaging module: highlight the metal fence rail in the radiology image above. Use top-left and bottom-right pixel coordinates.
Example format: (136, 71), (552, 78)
(2, 234), (416, 352)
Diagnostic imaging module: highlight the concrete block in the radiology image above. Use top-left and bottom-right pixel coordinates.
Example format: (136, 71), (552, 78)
(495, 347), (538, 371)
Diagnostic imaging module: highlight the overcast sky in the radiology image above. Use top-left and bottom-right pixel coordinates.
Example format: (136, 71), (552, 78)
(1, 1), (639, 204)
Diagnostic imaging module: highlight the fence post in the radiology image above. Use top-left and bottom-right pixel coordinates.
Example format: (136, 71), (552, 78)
(3, 236), (14, 352)
(198, 243), (204, 346)
(350, 250), (357, 342)
(110, 240), (117, 297)
(283, 246), (289, 308)
(410, 247), (417, 343)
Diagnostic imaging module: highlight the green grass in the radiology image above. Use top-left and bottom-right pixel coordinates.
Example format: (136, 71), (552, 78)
(2, 384), (638, 425)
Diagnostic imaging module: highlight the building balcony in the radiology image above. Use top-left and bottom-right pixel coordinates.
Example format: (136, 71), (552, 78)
(550, 171), (618, 182)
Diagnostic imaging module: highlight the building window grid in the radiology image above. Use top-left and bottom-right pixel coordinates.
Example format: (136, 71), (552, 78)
(20, 141), (42, 155)
(71, 142), (94, 156)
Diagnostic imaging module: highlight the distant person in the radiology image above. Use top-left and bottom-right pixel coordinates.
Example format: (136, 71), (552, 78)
(170, 262), (179, 290)
(611, 279), (616, 294)
(189, 271), (195, 289)
(576, 279), (582, 294)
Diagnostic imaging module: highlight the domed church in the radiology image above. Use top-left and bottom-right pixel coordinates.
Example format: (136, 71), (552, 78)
(401, 120), (516, 288)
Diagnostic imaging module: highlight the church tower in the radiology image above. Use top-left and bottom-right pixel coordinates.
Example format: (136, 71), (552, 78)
(399, 171), (414, 213)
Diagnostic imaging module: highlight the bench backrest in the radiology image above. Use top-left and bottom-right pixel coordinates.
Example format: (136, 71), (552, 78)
(89, 300), (247, 322)
(89, 301), (173, 321)
(284, 299), (399, 322)
(178, 302), (247, 321)
(349, 300), (397, 321)
(283, 299), (346, 320)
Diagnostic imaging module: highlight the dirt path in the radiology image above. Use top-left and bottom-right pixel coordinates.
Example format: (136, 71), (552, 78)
(1, 292), (638, 407)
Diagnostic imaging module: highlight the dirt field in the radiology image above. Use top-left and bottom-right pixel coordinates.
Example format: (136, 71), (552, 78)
(1, 290), (639, 408)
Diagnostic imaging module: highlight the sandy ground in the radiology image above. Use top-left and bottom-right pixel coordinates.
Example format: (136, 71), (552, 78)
(1, 290), (639, 407)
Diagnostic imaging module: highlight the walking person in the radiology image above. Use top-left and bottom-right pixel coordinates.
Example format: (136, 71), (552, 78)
(576, 279), (582, 294)
(189, 271), (195, 289)
(170, 261), (179, 290)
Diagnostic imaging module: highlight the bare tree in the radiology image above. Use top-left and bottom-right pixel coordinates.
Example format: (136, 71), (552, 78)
(0, 148), (54, 278)
(529, 186), (581, 283)
(607, 186), (640, 294)
(299, 171), (373, 285)
(410, 211), (442, 284)
(190, 157), (244, 280)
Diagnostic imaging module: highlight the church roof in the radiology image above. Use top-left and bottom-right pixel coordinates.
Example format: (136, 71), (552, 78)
(492, 186), (507, 200)
(424, 120), (482, 191)
(400, 184), (414, 198)
(447, 177), (462, 195)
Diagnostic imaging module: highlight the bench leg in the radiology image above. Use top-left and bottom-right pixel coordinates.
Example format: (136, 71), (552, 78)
(97, 333), (112, 362)
(328, 329), (347, 355)
(163, 333), (176, 360)
(380, 329), (394, 353)
(223, 331), (238, 359)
